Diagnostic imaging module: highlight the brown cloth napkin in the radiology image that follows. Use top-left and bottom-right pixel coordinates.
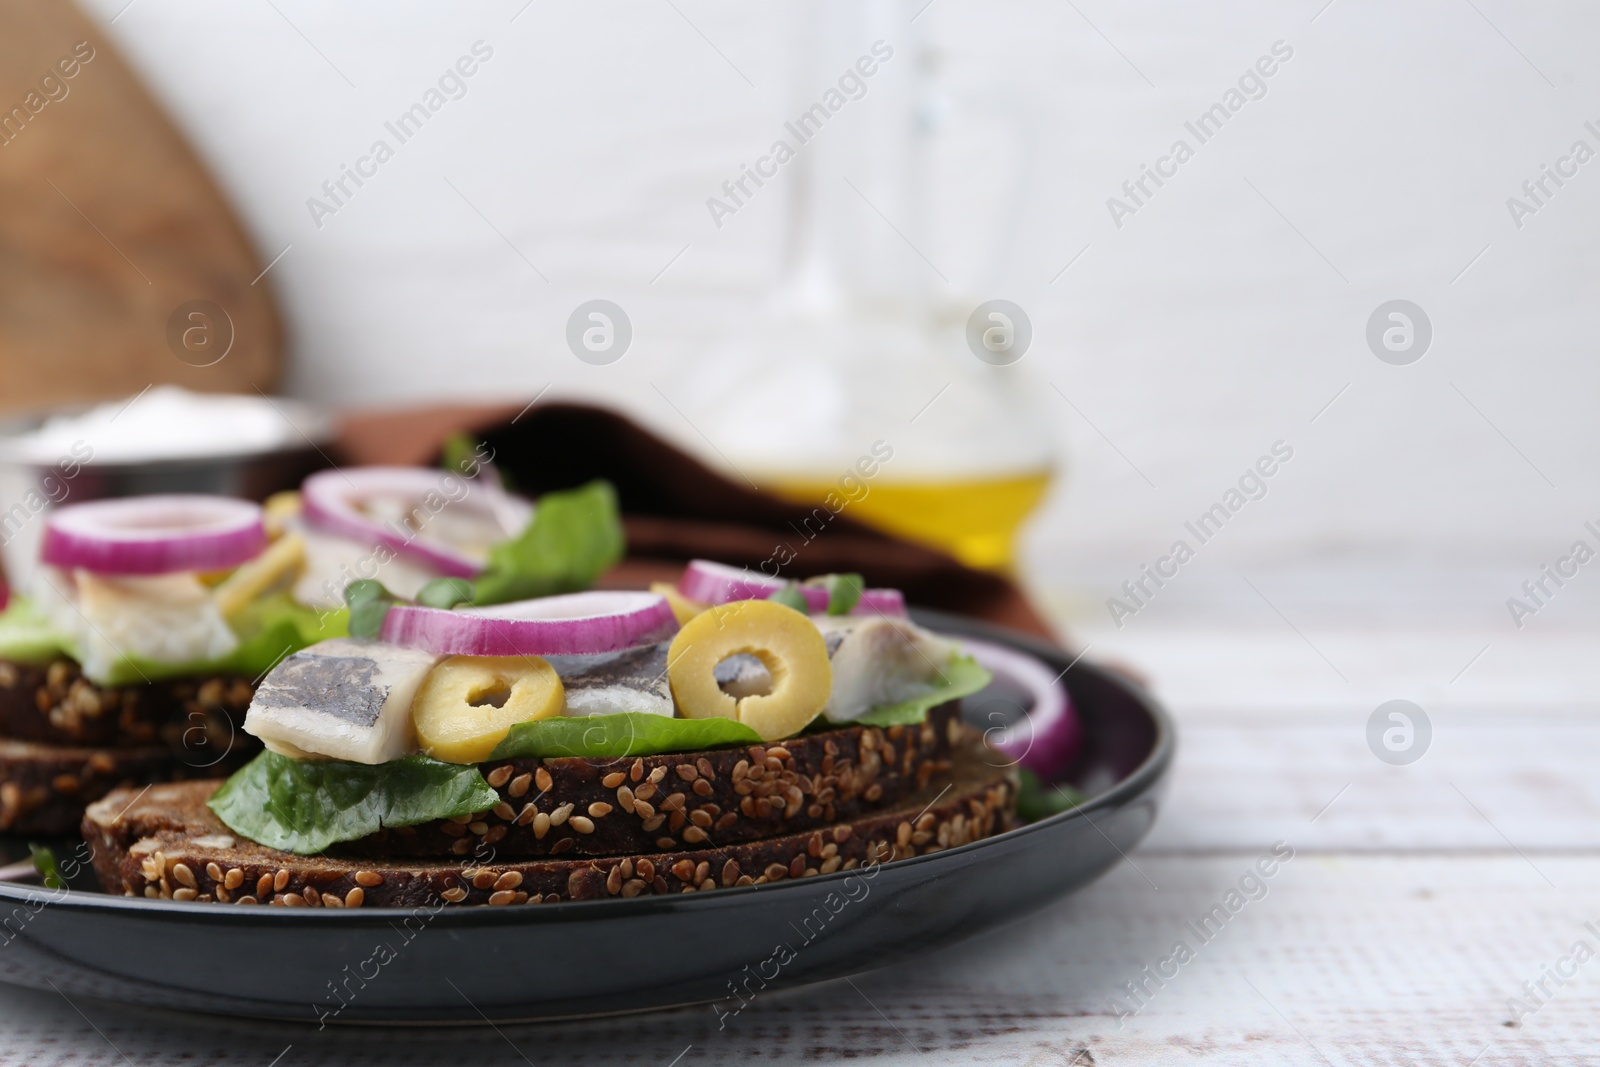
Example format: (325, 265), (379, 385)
(337, 402), (1060, 645)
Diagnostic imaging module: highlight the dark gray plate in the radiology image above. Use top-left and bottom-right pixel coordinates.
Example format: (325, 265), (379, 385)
(0, 610), (1173, 1024)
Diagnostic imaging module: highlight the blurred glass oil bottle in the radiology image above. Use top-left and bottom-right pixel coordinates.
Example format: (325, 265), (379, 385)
(682, 0), (1054, 573)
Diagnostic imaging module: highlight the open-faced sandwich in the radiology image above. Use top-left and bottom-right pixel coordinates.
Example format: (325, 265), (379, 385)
(0, 494), (328, 834)
(83, 559), (1016, 907)
(0, 456), (623, 836)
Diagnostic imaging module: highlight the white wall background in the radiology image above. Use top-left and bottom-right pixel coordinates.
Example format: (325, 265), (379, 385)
(81, 0), (1600, 625)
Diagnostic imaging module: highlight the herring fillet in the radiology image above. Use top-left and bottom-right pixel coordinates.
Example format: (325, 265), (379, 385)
(815, 616), (957, 722)
(244, 638), (440, 764)
(546, 642), (674, 717)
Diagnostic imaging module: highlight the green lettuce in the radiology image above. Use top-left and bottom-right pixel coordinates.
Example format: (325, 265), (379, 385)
(853, 654), (993, 727)
(208, 751), (500, 855)
(490, 712), (761, 760)
(0, 597), (72, 664)
(472, 480), (625, 606)
(1015, 769), (1084, 823)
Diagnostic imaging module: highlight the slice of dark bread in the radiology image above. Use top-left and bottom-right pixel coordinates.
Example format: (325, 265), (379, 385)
(83, 748), (1016, 907)
(0, 657), (256, 748)
(0, 739), (182, 835)
(339, 704), (967, 860)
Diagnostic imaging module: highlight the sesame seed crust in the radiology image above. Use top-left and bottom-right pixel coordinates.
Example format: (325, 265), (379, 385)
(81, 748), (1014, 908)
(335, 703), (967, 860)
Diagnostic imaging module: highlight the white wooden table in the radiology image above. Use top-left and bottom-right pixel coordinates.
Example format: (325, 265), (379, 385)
(1, 574), (1596, 1065)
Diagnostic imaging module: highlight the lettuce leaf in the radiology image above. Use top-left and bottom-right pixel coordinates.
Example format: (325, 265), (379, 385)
(1015, 769), (1084, 823)
(0, 597), (72, 664)
(208, 751), (499, 855)
(490, 712), (761, 760)
(471, 480), (625, 606)
(852, 655), (993, 727)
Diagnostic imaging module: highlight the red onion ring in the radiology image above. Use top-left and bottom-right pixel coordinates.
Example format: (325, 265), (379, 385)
(300, 467), (532, 578)
(380, 590), (679, 657)
(676, 559), (907, 616)
(959, 636), (1082, 776)
(40, 495), (267, 575)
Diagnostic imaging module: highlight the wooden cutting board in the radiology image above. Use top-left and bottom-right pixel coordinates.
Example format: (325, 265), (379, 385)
(0, 0), (280, 414)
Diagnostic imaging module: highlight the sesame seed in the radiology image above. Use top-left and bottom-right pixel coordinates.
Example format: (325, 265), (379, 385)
(282, 893), (306, 907)
(692, 779), (713, 797)
(675, 764), (698, 782)
(493, 802), (515, 821)
(569, 815), (596, 834)
(621, 878), (647, 898)
(587, 801), (613, 818)
(345, 887), (366, 907)
(224, 868), (244, 891)
(630, 758), (645, 782)
(489, 891), (517, 906)
(494, 871), (523, 891)
(172, 863), (197, 889)
(535, 767), (553, 792)
(486, 765), (513, 788)
(549, 803), (573, 826)
(681, 826), (708, 844)
(533, 812), (551, 839)
(648, 766), (667, 784)
(172, 888), (198, 902)
(273, 869), (290, 892)
(205, 862), (222, 882)
(602, 771), (626, 788)
(508, 772), (533, 798)
(441, 887), (468, 903)
(616, 785), (635, 813)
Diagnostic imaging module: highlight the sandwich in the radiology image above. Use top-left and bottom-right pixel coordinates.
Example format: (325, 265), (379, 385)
(0, 456), (625, 837)
(0, 494), (329, 833)
(84, 560), (1014, 906)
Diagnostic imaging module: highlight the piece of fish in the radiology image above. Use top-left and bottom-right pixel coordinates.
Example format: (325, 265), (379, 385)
(244, 638), (441, 763)
(546, 642), (674, 717)
(814, 615), (957, 722)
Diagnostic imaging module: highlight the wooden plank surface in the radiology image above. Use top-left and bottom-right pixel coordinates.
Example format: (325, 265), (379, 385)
(0, 611), (1593, 1064)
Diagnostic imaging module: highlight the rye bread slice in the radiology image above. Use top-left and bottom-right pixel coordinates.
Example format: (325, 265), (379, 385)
(83, 748), (1016, 907)
(0, 657), (256, 749)
(0, 739), (182, 835)
(338, 703), (967, 860)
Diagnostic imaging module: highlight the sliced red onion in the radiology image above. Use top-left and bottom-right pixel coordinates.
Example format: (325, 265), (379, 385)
(40, 495), (266, 575)
(676, 559), (906, 616)
(300, 467), (532, 579)
(380, 590), (678, 657)
(961, 636), (1082, 776)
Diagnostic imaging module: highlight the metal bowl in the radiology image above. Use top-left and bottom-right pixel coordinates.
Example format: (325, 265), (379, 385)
(0, 397), (331, 587)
